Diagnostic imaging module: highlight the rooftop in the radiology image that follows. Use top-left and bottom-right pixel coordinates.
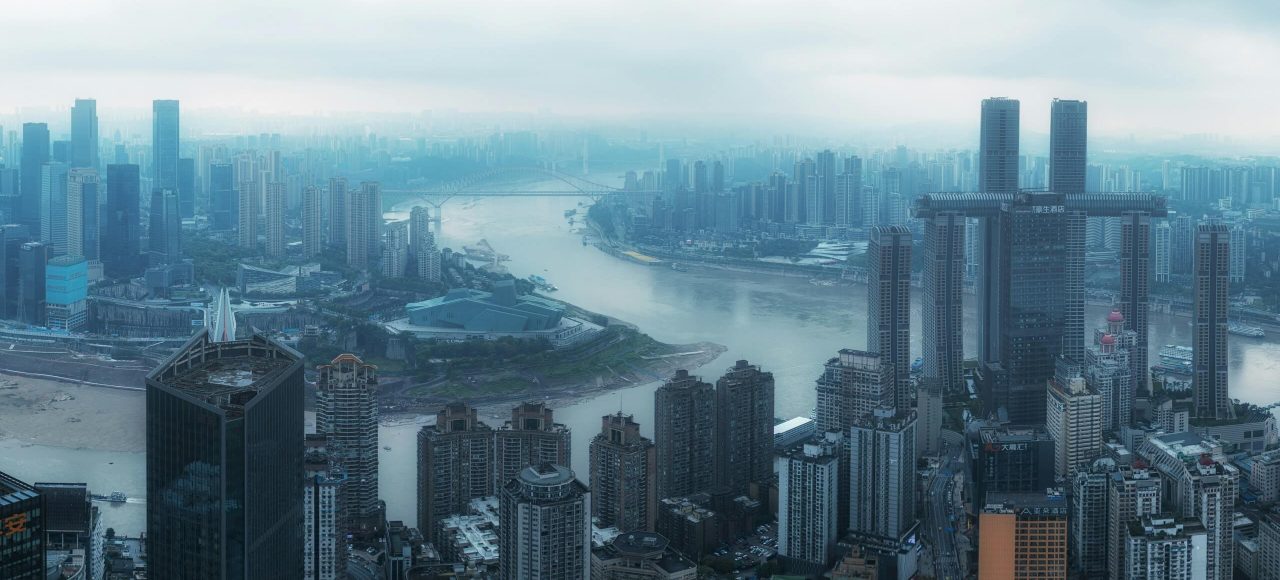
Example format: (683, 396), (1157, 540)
(0, 469), (37, 509)
(147, 332), (300, 417)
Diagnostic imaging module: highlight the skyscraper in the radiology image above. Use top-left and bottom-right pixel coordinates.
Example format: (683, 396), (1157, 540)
(148, 189), (180, 265)
(1193, 223), (1231, 419)
(151, 100), (180, 191)
(1106, 467), (1162, 580)
(1085, 311), (1135, 431)
(417, 403), (493, 543)
(238, 178), (257, 248)
(328, 177), (347, 248)
(20, 123), (50, 231)
(40, 162), (69, 255)
(814, 349), (888, 433)
(302, 186), (322, 258)
(177, 157), (196, 218)
(775, 432), (842, 567)
(0, 469), (44, 580)
(922, 212), (965, 394)
(653, 370), (715, 500)
(146, 331), (305, 579)
(979, 98), (1020, 194)
(265, 181), (286, 258)
(209, 163), (235, 230)
(589, 412), (655, 532)
(18, 242), (47, 325)
(346, 181), (382, 270)
(493, 402), (572, 490)
(1049, 99), (1087, 194)
(303, 435), (347, 580)
(867, 225), (912, 413)
(848, 408), (917, 543)
(103, 165), (141, 279)
(0, 225), (32, 319)
(69, 99), (98, 171)
(316, 354), (380, 526)
(1045, 375), (1102, 481)
(409, 206), (440, 281)
(1119, 211), (1151, 395)
(66, 168), (97, 259)
(713, 360), (774, 496)
(498, 464), (591, 580)
(1153, 220), (1171, 283)
(1070, 459), (1116, 579)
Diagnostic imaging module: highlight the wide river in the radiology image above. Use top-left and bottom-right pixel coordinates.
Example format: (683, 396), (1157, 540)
(4, 187), (1280, 536)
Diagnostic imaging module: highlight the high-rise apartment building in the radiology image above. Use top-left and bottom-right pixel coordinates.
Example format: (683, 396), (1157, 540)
(867, 225), (912, 413)
(346, 181), (381, 270)
(1154, 219), (1171, 283)
(1193, 223), (1231, 419)
(40, 162), (68, 255)
(977, 490), (1068, 580)
(1107, 467), (1163, 580)
(1070, 459), (1116, 579)
(152, 100), (180, 191)
(979, 98), (1020, 194)
(921, 212), (965, 395)
(417, 402), (493, 543)
(1049, 99), (1087, 194)
(1124, 515), (1207, 580)
(1085, 311), (1135, 431)
(146, 331), (305, 579)
(848, 408), (917, 544)
(20, 123), (50, 231)
(177, 157), (196, 219)
(237, 178), (257, 248)
(654, 370), (715, 500)
(381, 220), (408, 277)
(410, 206), (441, 281)
(776, 432), (842, 568)
(302, 185), (322, 257)
(493, 402), (571, 490)
(65, 168), (96, 259)
(328, 177), (347, 248)
(210, 163), (235, 230)
(265, 181), (286, 258)
(814, 349), (888, 433)
(1045, 375), (1102, 481)
(498, 464), (591, 580)
(1119, 211), (1151, 394)
(713, 360), (774, 496)
(589, 413), (655, 532)
(1139, 433), (1238, 580)
(69, 99), (98, 171)
(1229, 222), (1245, 284)
(303, 435), (347, 580)
(316, 354), (380, 525)
(103, 164), (141, 278)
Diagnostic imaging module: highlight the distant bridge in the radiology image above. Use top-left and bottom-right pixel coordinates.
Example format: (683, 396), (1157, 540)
(385, 166), (661, 227)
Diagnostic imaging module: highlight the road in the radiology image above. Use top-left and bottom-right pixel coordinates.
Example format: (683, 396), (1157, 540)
(925, 429), (968, 580)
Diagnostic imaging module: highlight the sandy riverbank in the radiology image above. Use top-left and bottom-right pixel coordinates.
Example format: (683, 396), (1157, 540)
(0, 373), (145, 452)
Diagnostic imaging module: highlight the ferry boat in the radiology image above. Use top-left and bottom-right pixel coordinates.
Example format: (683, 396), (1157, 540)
(1158, 345), (1193, 362)
(528, 275), (558, 292)
(1229, 321), (1265, 338)
(91, 491), (128, 503)
(671, 262), (689, 272)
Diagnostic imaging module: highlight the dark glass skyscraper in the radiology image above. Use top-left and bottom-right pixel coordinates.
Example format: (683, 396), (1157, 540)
(104, 165), (141, 278)
(145, 331), (305, 579)
(18, 241), (47, 325)
(867, 225), (913, 413)
(148, 189), (180, 265)
(70, 99), (98, 170)
(151, 100), (180, 191)
(1193, 223), (1231, 419)
(979, 98), (1020, 194)
(1049, 99), (1087, 194)
(0, 469), (44, 580)
(19, 123), (49, 231)
(210, 163), (236, 230)
(0, 225), (32, 319)
(177, 157), (196, 218)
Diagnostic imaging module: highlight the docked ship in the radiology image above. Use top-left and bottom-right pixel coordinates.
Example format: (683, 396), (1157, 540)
(1154, 345), (1193, 377)
(528, 275), (558, 292)
(1229, 321), (1265, 338)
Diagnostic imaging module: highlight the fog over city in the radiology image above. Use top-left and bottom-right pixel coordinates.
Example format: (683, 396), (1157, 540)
(4, 0), (1280, 146)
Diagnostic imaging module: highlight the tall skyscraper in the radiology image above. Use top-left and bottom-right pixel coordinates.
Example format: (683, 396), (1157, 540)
(148, 189), (180, 265)
(1119, 211), (1151, 395)
(1153, 220), (1171, 283)
(977, 491), (1068, 579)
(1049, 99), (1087, 194)
(417, 403), (493, 543)
(409, 205), (440, 281)
(1045, 375), (1102, 481)
(979, 97), (1020, 194)
(493, 402), (572, 490)
(302, 186), (322, 257)
(69, 99), (98, 171)
(20, 123), (50, 231)
(238, 179), (257, 248)
(328, 177), (347, 248)
(498, 464), (591, 580)
(146, 331), (305, 579)
(316, 354), (380, 526)
(45, 256), (88, 332)
(814, 349), (888, 433)
(66, 168), (97, 259)
(303, 435), (347, 580)
(177, 157), (196, 218)
(209, 163), (235, 230)
(1085, 311), (1135, 431)
(922, 212), (965, 394)
(0, 225), (32, 319)
(0, 470), (44, 580)
(18, 242), (47, 325)
(346, 181), (382, 270)
(653, 370), (715, 500)
(103, 165), (141, 279)
(867, 225), (912, 413)
(1193, 223), (1231, 419)
(588, 412), (655, 532)
(816, 149), (837, 225)
(40, 162), (69, 255)
(151, 100), (180, 191)
(265, 181), (286, 258)
(1070, 459), (1116, 579)
(775, 432), (842, 567)
(848, 408), (917, 543)
(713, 360), (774, 496)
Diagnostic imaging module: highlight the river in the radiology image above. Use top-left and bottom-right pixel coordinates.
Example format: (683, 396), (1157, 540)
(4, 186), (1280, 536)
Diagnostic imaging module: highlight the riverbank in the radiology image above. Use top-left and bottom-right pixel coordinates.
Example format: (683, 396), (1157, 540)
(0, 372), (145, 451)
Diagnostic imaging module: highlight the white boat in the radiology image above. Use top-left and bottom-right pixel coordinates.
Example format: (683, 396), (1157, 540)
(1229, 321), (1265, 338)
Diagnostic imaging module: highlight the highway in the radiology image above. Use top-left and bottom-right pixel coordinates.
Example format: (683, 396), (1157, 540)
(925, 429), (969, 580)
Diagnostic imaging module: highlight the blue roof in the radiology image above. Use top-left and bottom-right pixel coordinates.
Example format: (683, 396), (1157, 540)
(406, 283), (565, 332)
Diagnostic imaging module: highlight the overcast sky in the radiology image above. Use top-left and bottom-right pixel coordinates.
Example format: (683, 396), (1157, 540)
(5, 0), (1279, 142)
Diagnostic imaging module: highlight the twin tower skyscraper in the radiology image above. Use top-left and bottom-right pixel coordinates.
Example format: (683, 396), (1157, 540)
(917, 98), (1168, 426)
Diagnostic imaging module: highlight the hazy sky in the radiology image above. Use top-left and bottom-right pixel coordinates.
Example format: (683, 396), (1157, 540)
(6, 0), (1279, 141)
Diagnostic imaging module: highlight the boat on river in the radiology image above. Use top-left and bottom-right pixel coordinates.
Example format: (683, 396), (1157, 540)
(1229, 321), (1265, 338)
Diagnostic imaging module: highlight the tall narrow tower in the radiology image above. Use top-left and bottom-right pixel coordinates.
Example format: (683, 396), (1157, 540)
(867, 225), (913, 414)
(1193, 223), (1231, 419)
(1049, 99), (1087, 194)
(588, 412), (655, 532)
(151, 100), (180, 191)
(713, 360), (774, 496)
(653, 370), (715, 500)
(316, 354), (380, 527)
(979, 98), (1020, 194)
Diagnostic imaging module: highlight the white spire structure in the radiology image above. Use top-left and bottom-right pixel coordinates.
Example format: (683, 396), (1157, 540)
(210, 288), (237, 342)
